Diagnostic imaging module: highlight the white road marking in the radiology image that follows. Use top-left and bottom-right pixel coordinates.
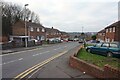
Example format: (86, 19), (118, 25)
(3, 58), (23, 65)
(54, 49), (57, 50)
(32, 51), (50, 57)
(19, 58), (23, 60)
(3, 63), (6, 65)
(33, 54), (39, 56)
(41, 51), (50, 54)
(1, 48), (43, 56)
(54, 47), (62, 50)
(64, 46), (67, 47)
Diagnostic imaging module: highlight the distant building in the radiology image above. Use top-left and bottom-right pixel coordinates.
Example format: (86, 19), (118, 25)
(61, 32), (69, 41)
(68, 32), (81, 40)
(45, 27), (61, 41)
(105, 21), (120, 42)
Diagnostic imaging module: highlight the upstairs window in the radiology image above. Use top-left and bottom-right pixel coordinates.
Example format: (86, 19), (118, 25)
(37, 28), (40, 32)
(113, 27), (115, 32)
(30, 27), (34, 32)
(46, 33), (49, 35)
(110, 28), (112, 33)
(42, 28), (45, 32)
(99, 33), (102, 36)
(102, 33), (105, 36)
(106, 29), (109, 33)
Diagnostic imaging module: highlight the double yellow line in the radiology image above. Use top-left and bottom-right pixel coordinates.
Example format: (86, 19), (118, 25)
(13, 50), (68, 80)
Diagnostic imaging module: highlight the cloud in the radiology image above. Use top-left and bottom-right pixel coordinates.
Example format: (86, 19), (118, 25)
(4, 0), (119, 32)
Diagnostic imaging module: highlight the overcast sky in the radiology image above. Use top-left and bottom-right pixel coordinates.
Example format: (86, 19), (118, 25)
(4, 0), (119, 32)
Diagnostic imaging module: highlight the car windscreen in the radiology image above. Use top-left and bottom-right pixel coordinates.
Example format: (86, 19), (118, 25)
(102, 43), (109, 47)
(95, 43), (102, 47)
(110, 43), (118, 48)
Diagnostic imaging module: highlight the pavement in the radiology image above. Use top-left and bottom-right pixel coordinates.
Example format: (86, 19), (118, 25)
(30, 45), (96, 79)
(1, 43), (69, 54)
(1, 44), (50, 54)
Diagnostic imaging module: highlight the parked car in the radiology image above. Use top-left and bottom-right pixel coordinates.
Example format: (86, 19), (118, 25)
(78, 40), (84, 43)
(30, 39), (42, 45)
(86, 42), (120, 58)
(31, 39), (38, 43)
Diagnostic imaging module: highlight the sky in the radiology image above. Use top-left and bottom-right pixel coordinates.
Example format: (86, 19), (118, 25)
(3, 0), (120, 32)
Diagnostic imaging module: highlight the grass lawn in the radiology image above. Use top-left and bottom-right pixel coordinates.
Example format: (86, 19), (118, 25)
(77, 48), (120, 69)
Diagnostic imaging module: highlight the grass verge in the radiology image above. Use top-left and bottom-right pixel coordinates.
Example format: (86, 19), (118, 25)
(77, 48), (120, 69)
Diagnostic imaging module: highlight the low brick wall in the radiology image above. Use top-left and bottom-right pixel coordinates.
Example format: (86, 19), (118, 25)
(104, 64), (120, 78)
(74, 45), (83, 57)
(69, 56), (120, 79)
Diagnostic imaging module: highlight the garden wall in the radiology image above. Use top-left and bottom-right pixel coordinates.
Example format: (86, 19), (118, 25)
(69, 56), (120, 79)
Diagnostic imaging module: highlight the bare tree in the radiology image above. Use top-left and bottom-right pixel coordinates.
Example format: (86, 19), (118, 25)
(2, 1), (22, 36)
(33, 14), (40, 23)
(2, 0), (41, 36)
(29, 11), (35, 22)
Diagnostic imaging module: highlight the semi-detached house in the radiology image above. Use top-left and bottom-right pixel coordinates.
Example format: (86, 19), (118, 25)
(105, 21), (120, 42)
(45, 27), (61, 41)
(61, 32), (69, 41)
(11, 20), (46, 41)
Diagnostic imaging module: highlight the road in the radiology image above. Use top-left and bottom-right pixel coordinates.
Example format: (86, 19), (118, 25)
(2, 42), (80, 78)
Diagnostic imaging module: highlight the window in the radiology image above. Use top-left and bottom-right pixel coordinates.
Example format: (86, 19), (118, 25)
(110, 28), (112, 33)
(37, 28), (40, 32)
(110, 43), (118, 48)
(102, 33), (105, 36)
(102, 43), (109, 47)
(30, 27), (34, 32)
(42, 28), (45, 32)
(106, 29), (109, 33)
(41, 36), (45, 40)
(95, 43), (102, 47)
(46, 33), (49, 35)
(113, 27), (115, 32)
(99, 33), (102, 36)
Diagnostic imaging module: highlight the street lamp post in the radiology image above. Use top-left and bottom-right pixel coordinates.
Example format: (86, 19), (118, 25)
(25, 4), (29, 47)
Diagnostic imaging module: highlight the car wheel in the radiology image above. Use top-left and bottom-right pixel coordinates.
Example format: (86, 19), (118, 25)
(107, 52), (113, 57)
(87, 49), (91, 53)
(86, 48), (91, 53)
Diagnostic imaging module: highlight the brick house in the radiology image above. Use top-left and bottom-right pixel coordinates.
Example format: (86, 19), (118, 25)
(61, 32), (69, 41)
(105, 21), (120, 42)
(12, 20), (46, 41)
(45, 27), (61, 41)
(97, 29), (105, 42)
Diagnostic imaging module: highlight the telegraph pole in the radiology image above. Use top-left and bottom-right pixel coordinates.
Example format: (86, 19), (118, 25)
(24, 4), (29, 47)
